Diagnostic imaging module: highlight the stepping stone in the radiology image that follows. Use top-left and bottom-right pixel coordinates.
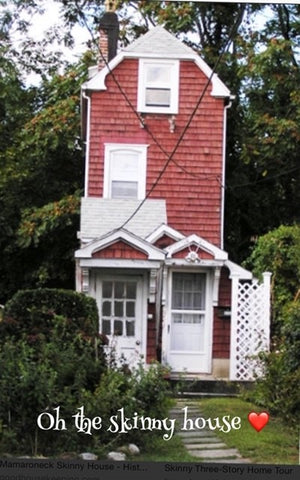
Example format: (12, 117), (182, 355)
(178, 430), (216, 438)
(180, 437), (221, 444)
(187, 442), (227, 450)
(189, 448), (242, 459)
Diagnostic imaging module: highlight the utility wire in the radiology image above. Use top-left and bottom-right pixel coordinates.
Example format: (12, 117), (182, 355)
(76, 3), (244, 228)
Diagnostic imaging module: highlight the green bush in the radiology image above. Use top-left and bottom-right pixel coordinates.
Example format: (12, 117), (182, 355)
(0, 288), (172, 457)
(1, 288), (99, 339)
(244, 224), (300, 333)
(242, 299), (300, 428)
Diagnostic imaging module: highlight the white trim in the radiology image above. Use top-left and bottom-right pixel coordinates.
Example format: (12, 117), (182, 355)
(75, 229), (165, 261)
(225, 260), (253, 280)
(165, 259), (224, 268)
(79, 259), (162, 269)
(165, 234), (228, 261)
(146, 223), (185, 244)
(137, 58), (179, 114)
(103, 143), (148, 200)
(82, 90), (91, 197)
(84, 52), (232, 99)
(221, 101), (232, 249)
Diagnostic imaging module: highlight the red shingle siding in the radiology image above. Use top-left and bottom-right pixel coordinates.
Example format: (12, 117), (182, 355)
(146, 303), (157, 363)
(92, 240), (148, 259)
(172, 246), (214, 260)
(153, 234), (178, 249)
(212, 309), (230, 358)
(88, 59), (225, 246)
(218, 267), (231, 306)
(212, 267), (232, 359)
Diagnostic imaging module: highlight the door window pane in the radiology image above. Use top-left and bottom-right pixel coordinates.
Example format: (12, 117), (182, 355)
(172, 273), (206, 310)
(102, 319), (111, 335)
(101, 280), (138, 338)
(126, 320), (135, 337)
(114, 320), (123, 336)
(115, 282), (125, 298)
(114, 301), (123, 317)
(127, 282), (136, 299)
(102, 301), (111, 316)
(126, 301), (135, 317)
(102, 281), (112, 298)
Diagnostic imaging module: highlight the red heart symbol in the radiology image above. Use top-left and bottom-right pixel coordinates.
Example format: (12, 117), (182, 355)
(248, 411), (269, 432)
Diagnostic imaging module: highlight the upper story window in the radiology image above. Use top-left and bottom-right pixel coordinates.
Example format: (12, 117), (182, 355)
(138, 59), (179, 114)
(103, 144), (147, 200)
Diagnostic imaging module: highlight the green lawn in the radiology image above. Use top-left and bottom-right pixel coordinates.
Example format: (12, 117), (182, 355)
(137, 397), (298, 464)
(198, 397), (298, 465)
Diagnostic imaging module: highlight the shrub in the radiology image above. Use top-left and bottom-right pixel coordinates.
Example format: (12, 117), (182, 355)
(242, 300), (300, 428)
(1, 288), (99, 340)
(244, 224), (300, 333)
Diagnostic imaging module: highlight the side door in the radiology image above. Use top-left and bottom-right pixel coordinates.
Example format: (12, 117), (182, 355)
(98, 275), (145, 367)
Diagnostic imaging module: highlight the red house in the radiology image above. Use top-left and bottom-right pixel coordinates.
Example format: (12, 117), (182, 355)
(75, 8), (271, 381)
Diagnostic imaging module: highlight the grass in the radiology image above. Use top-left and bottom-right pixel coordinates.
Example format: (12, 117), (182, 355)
(133, 435), (200, 462)
(198, 397), (299, 465)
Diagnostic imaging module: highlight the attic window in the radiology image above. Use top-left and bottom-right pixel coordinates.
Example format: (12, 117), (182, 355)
(138, 59), (179, 114)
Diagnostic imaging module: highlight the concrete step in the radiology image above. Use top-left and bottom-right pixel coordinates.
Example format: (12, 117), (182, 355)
(187, 443), (228, 450)
(188, 448), (242, 459)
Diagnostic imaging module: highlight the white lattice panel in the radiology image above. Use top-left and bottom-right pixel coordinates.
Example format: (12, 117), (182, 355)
(230, 273), (271, 381)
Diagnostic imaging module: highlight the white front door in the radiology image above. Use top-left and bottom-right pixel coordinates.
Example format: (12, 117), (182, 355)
(97, 275), (146, 367)
(165, 271), (212, 373)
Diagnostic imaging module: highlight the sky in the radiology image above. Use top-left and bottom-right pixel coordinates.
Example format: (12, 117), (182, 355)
(6, 0), (280, 86)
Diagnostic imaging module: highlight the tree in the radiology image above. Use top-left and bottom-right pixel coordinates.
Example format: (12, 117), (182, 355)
(0, 54), (95, 303)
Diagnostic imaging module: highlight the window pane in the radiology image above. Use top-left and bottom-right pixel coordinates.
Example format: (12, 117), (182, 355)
(102, 319), (111, 335)
(127, 282), (136, 299)
(111, 181), (138, 199)
(102, 301), (111, 316)
(111, 151), (139, 178)
(102, 281), (112, 298)
(114, 320), (123, 336)
(146, 88), (170, 107)
(172, 273), (206, 310)
(126, 320), (135, 337)
(115, 282), (125, 298)
(126, 301), (135, 317)
(114, 301), (123, 317)
(146, 65), (170, 84)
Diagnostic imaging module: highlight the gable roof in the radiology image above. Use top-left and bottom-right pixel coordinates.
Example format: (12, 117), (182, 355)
(84, 26), (232, 98)
(75, 228), (165, 261)
(124, 26), (194, 56)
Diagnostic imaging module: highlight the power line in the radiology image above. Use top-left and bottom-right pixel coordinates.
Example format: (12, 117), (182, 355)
(75, 2), (245, 228)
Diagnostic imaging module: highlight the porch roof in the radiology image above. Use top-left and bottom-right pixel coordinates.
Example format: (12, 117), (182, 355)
(79, 197), (167, 241)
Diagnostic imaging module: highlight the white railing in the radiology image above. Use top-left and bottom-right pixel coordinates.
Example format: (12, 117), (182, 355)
(230, 272), (271, 381)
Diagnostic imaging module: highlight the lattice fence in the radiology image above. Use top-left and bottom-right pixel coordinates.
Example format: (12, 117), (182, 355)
(230, 273), (271, 381)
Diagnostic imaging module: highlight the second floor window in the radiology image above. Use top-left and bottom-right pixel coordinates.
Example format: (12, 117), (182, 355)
(103, 144), (148, 199)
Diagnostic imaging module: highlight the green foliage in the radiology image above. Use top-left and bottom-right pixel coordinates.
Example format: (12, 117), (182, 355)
(242, 300), (300, 428)
(2, 288), (99, 339)
(244, 224), (300, 331)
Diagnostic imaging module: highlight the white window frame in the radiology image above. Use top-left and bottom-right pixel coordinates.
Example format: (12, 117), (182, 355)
(103, 143), (148, 200)
(137, 59), (179, 114)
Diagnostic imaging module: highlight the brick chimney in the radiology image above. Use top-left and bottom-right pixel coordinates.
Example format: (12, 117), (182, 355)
(98, 0), (119, 70)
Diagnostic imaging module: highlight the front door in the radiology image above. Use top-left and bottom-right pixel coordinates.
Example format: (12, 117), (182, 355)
(166, 271), (212, 373)
(98, 275), (145, 367)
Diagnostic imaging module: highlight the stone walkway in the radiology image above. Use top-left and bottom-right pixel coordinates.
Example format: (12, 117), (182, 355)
(170, 399), (251, 463)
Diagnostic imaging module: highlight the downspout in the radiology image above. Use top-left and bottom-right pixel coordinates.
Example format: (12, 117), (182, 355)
(220, 98), (232, 250)
(82, 88), (91, 197)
